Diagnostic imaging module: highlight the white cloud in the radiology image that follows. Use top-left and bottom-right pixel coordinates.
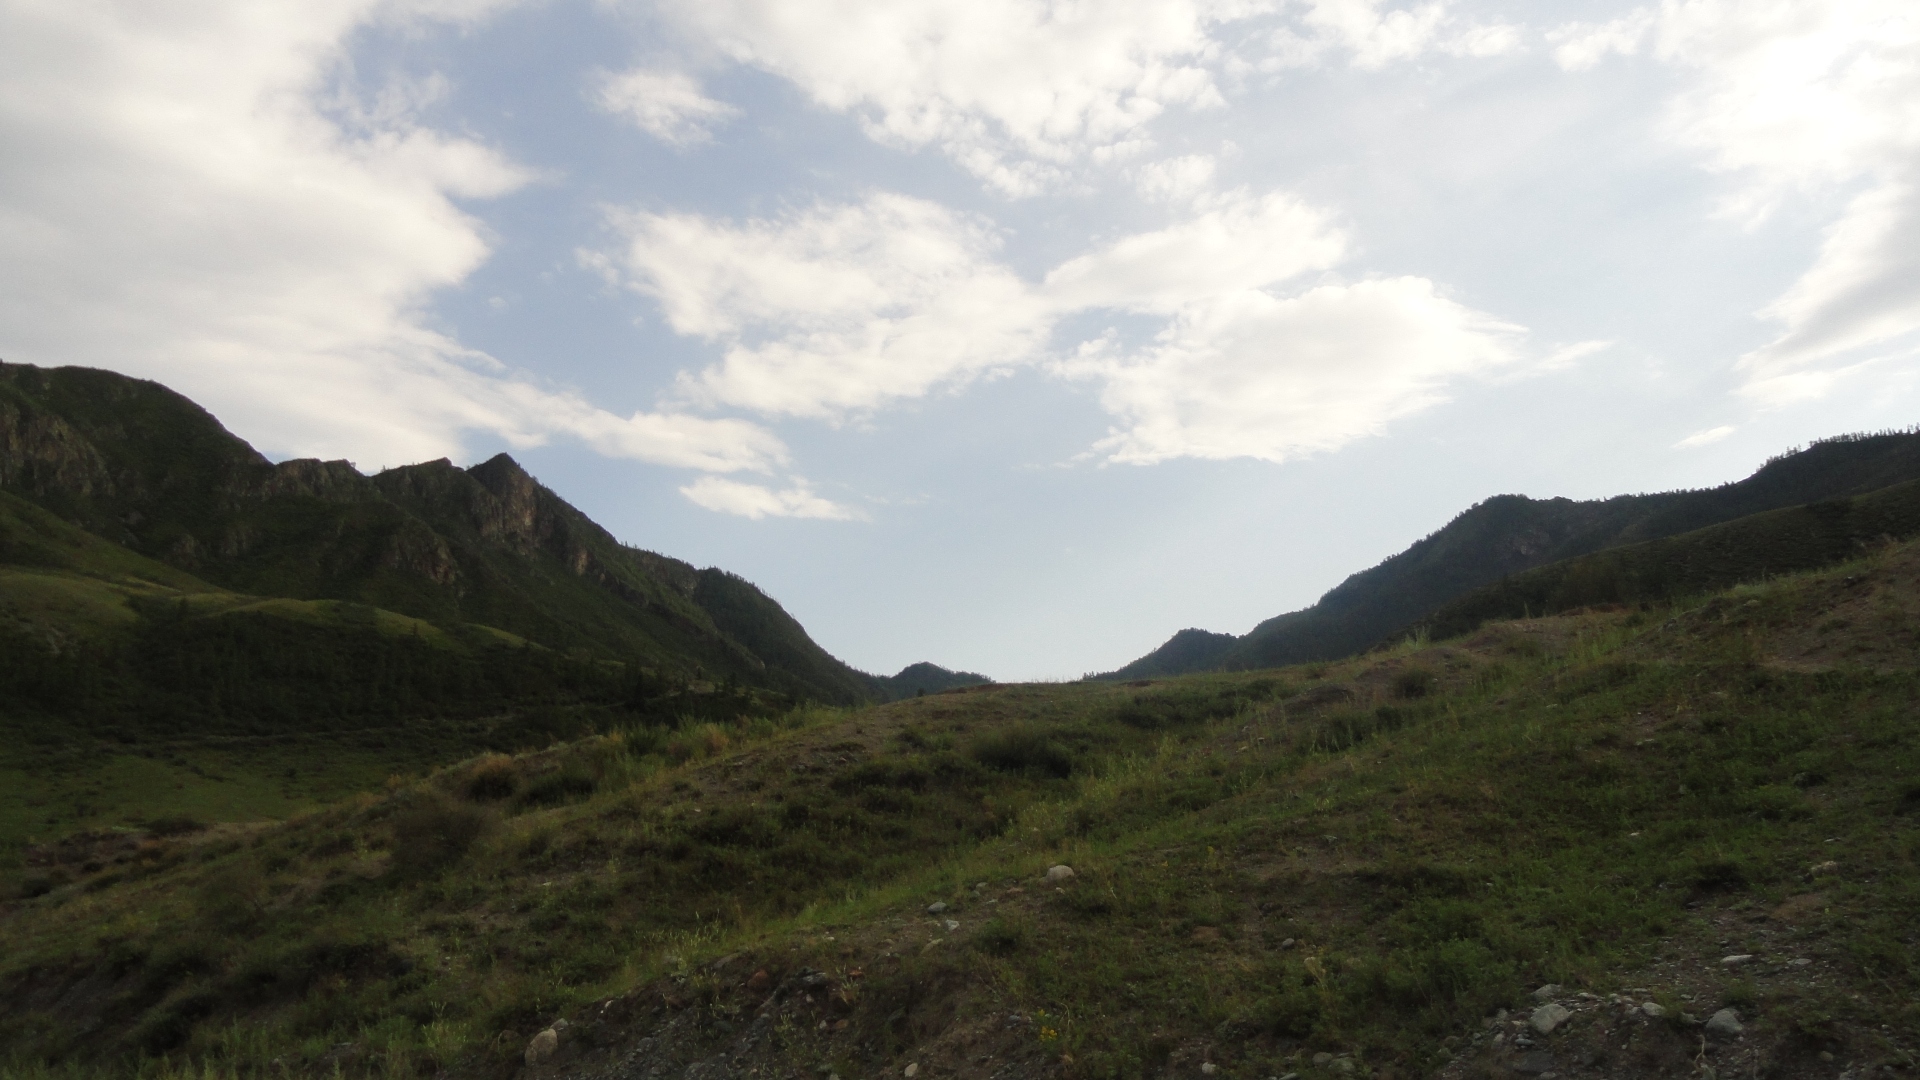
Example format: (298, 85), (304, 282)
(593, 68), (740, 144)
(0, 0), (785, 474)
(1571, 0), (1920, 404)
(649, 0), (1246, 196)
(679, 475), (860, 519)
(1650, 0), (1920, 218)
(1044, 190), (1347, 311)
(1741, 177), (1920, 387)
(1134, 154), (1220, 203)
(1062, 277), (1524, 464)
(1549, 8), (1655, 71)
(598, 187), (1524, 468)
(599, 193), (1054, 417)
(1675, 424), (1736, 448)
(1265, 0), (1522, 71)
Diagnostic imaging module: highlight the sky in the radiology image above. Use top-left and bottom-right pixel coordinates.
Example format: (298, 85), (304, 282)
(3, 0), (1919, 681)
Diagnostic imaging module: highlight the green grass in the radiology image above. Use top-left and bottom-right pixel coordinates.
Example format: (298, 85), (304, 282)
(2, 546), (1918, 1078)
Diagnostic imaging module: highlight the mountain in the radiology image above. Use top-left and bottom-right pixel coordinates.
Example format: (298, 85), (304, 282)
(0, 360), (875, 705)
(5, 536), (1917, 1075)
(1103, 430), (1920, 678)
(874, 661), (993, 698)
(1420, 474), (1920, 638)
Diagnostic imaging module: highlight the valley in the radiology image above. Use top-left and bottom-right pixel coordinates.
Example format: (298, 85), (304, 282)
(2, 363), (1916, 1080)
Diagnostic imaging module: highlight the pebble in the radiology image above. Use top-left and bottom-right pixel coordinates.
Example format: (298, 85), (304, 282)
(904, 1064), (919, 1078)
(1529, 1004), (1572, 1035)
(943, 919), (960, 932)
(1280, 938), (1296, 949)
(1312, 1052), (1333, 1066)
(1705, 1009), (1744, 1039)
(1790, 958), (1813, 967)
(1721, 954), (1754, 966)
(1045, 865), (1075, 883)
(1200, 1064), (1218, 1075)
(1533, 984), (1560, 1002)
(1641, 1002), (1665, 1019)
(927, 902), (948, 915)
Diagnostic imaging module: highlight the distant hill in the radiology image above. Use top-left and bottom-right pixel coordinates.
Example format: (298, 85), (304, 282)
(874, 661), (992, 699)
(0, 360), (876, 706)
(1102, 430), (1920, 677)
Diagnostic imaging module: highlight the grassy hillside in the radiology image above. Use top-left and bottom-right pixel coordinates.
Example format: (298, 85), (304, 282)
(0, 361), (877, 704)
(4, 541), (1916, 1079)
(1107, 430), (1920, 679)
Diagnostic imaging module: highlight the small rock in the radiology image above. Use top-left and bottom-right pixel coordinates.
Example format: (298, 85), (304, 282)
(1280, 938), (1296, 949)
(746, 969), (771, 992)
(927, 902), (949, 915)
(1529, 1004), (1571, 1035)
(1533, 984), (1560, 1002)
(1200, 1064), (1218, 1075)
(1705, 1009), (1744, 1039)
(1820, 1051), (1835, 1062)
(550, 1019), (568, 1032)
(1810, 860), (1838, 874)
(904, 1064), (919, 1078)
(525, 1029), (559, 1066)
(1045, 865), (1075, 883)
(1721, 954), (1754, 966)
(944, 919), (960, 932)
(1279, 1074), (1300, 1080)
(1790, 958), (1812, 967)
(1312, 1052), (1333, 1066)
(1641, 1002), (1666, 1019)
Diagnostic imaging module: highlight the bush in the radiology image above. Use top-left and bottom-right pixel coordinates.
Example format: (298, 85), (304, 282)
(143, 815), (207, 837)
(518, 766), (598, 807)
(970, 726), (1075, 778)
(465, 756), (519, 801)
(975, 917), (1026, 956)
(389, 794), (492, 876)
(1392, 667), (1437, 699)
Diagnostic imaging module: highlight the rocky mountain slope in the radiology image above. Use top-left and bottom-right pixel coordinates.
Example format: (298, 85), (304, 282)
(0, 360), (875, 705)
(1104, 430), (1920, 678)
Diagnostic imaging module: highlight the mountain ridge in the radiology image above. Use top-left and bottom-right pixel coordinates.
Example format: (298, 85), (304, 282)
(0, 360), (876, 704)
(1102, 429), (1920, 679)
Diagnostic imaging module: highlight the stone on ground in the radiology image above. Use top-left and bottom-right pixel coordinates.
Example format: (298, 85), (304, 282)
(1705, 1009), (1744, 1039)
(525, 1028), (559, 1066)
(1045, 865), (1075, 883)
(1529, 1003), (1571, 1035)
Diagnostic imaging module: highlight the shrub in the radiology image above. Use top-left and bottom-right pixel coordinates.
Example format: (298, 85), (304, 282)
(970, 726), (1075, 778)
(465, 756), (519, 801)
(143, 815), (207, 838)
(518, 766), (598, 807)
(389, 794), (493, 876)
(975, 917), (1026, 956)
(1392, 667), (1437, 699)
(197, 863), (267, 930)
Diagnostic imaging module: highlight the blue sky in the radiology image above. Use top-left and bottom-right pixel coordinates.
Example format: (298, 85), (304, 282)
(4, 0), (1918, 679)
